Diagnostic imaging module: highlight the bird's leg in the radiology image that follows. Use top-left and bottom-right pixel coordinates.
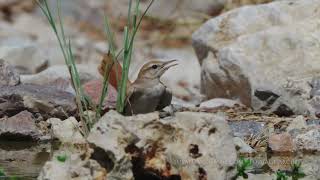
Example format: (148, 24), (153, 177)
(126, 98), (134, 115)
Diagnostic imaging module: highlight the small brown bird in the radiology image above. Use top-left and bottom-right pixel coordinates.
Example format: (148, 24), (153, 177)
(98, 53), (177, 115)
(124, 60), (177, 115)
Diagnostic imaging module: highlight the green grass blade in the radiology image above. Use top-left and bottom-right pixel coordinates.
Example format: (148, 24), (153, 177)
(103, 14), (117, 58)
(127, 0), (133, 29)
(116, 26), (130, 112)
(38, 0), (91, 135)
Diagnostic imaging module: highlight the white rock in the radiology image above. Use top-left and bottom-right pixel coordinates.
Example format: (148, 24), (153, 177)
(200, 98), (241, 109)
(233, 137), (255, 154)
(88, 111), (237, 180)
(47, 117), (86, 144)
(192, 0), (320, 115)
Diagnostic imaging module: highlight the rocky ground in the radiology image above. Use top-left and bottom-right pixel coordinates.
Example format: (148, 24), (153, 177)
(0, 0), (320, 179)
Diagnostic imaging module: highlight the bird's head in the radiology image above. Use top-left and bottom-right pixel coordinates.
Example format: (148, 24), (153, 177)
(137, 59), (178, 80)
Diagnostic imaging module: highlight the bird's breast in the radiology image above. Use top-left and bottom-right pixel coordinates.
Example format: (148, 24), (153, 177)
(142, 83), (166, 97)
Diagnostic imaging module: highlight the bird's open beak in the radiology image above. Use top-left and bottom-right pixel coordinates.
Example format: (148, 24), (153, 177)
(158, 59), (178, 77)
(162, 59), (178, 70)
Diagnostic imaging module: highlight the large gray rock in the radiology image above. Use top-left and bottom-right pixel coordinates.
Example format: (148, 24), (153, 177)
(88, 111), (237, 180)
(192, 0), (320, 116)
(0, 59), (20, 86)
(0, 111), (41, 141)
(0, 84), (76, 119)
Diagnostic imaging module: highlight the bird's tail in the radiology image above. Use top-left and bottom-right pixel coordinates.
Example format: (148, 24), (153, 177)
(98, 52), (131, 89)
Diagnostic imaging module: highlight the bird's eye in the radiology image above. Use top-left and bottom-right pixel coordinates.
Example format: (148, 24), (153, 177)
(151, 65), (158, 69)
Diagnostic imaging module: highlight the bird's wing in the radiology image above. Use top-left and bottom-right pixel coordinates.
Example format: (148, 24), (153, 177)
(156, 87), (172, 110)
(124, 86), (143, 115)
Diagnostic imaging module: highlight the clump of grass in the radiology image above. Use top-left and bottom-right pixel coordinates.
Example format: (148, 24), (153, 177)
(36, 0), (92, 135)
(291, 162), (305, 180)
(36, 0), (154, 134)
(275, 170), (289, 180)
(273, 161), (305, 180)
(236, 157), (253, 179)
(0, 168), (5, 177)
(103, 0), (155, 114)
(0, 168), (21, 180)
(9, 176), (22, 180)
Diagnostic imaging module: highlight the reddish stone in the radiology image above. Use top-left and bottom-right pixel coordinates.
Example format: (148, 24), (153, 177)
(268, 133), (294, 153)
(83, 79), (117, 109)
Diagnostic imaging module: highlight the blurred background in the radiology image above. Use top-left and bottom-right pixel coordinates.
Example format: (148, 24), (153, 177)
(0, 0), (272, 106)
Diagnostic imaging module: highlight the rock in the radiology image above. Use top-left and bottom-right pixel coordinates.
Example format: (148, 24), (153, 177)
(238, 173), (273, 180)
(192, 0), (320, 116)
(107, 0), (226, 21)
(47, 117), (86, 144)
(20, 65), (100, 94)
(306, 119), (320, 126)
(0, 59), (19, 86)
(0, 37), (48, 74)
(300, 155), (320, 179)
(82, 79), (117, 109)
(0, 111), (41, 141)
(0, 0), (36, 14)
(38, 149), (107, 180)
(294, 128), (320, 152)
(287, 115), (307, 132)
(268, 133), (294, 153)
(267, 154), (293, 172)
(145, 0), (226, 20)
(229, 121), (265, 138)
(233, 137), (255, 154)
(88, 111), (237, 180)
(0, 142), (51, 179)
(223, 0), (273, 12)
(0, 84), (76, 119)
(200, 98), (241, 109)
(309, 77), (320, 98)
